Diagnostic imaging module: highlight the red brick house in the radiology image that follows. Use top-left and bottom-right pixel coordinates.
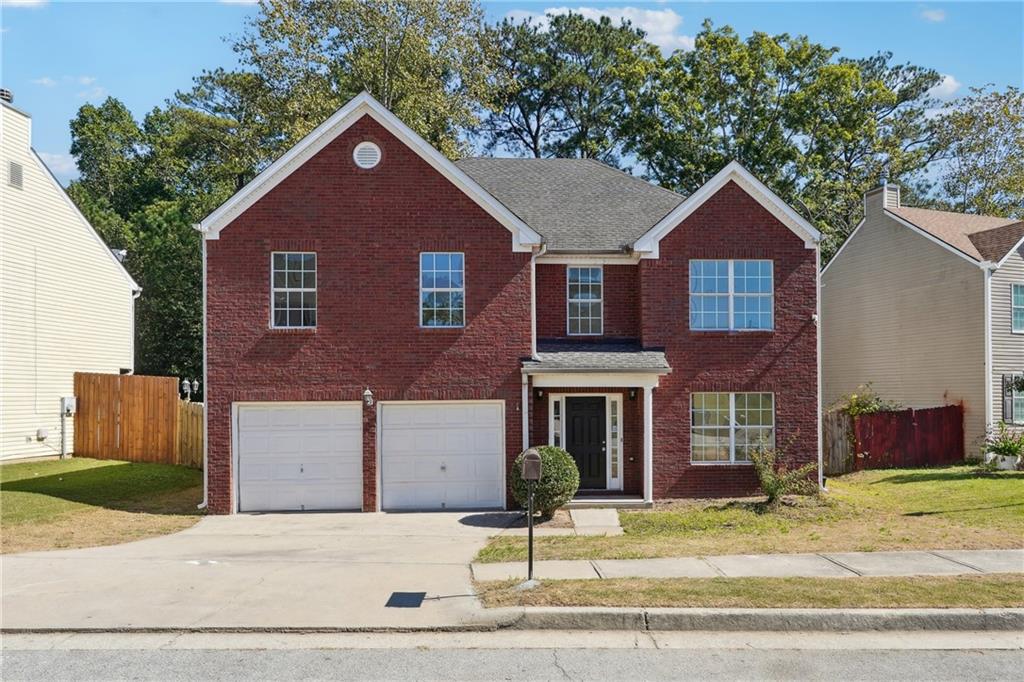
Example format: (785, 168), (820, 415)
(197, 93), (822, 514)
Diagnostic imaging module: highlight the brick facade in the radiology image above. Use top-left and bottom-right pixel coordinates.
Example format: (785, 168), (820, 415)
(535, 264), (641, 341)
(205, 111), (818, 512)
(640, 180), (819, 498)
(205, 116), (532, 513)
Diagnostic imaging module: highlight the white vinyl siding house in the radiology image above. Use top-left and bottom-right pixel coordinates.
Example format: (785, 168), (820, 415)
(991, 248), (1024, 426)
(823, 184), (1024, 456)
(1, 101), (139, 459)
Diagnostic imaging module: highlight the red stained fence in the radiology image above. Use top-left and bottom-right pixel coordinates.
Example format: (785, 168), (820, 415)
(852, 405), (964, 470)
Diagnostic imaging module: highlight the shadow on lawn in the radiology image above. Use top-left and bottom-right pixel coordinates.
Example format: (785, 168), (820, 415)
(868, 469), (1023, 485)
(0, 463), (202, 515)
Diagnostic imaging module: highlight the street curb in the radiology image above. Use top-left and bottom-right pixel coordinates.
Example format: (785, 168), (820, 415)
(494, 607), (1024, 632)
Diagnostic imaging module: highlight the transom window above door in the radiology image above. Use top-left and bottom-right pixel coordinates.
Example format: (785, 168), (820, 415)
(567, 266), (603, 335)
(420, 252), (465, 327)
(690, 259), (774, 331)
(271, 252), (316, 328)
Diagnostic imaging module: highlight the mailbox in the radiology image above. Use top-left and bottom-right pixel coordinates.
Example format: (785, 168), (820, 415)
(521, 448), (543, 482)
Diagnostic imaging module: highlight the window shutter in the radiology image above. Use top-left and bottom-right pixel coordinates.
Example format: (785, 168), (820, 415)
(1002, 374), (1014, 422)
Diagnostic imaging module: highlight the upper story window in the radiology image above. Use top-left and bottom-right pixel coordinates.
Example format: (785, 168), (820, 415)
(420, 252), (464, 327)
(1012, 284), (1024, 333)
(567, 266), (603, 335)
(691, 392), (775, 464)
(272, 252), (316, 328)
(689, 259), (773, 331)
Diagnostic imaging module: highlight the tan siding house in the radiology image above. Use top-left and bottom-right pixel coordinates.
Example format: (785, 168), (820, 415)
(1, 100), (139, 459)
(823, 183), (1024, 457)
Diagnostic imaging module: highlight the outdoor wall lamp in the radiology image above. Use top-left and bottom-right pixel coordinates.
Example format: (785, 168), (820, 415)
(533, 388), (544, 400)
(363, 387), (374, 407)
(629, 389), (637, 401)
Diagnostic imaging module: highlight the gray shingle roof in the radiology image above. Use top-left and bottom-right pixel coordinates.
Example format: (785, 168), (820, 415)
(455, 158), (684, 252)
(522, 342), (671, 373)
(968, 221), (1024, 263)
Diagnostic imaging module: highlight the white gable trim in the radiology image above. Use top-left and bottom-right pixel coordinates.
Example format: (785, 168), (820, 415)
(995, 232), (1024, 269)
(198, 92), (542, 251)
(32, 149), (140, 292)
(882, 210), (984, 268)
(633, 161), (821, 259)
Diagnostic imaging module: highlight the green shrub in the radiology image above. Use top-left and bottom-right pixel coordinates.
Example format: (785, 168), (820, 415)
(750, 443), (818, 505)
(510, 446), (580, 517)
(831, 383), (901, 417)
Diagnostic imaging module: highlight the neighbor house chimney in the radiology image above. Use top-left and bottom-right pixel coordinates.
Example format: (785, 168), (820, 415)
(0, 89), (13, 104)
(863, 174), (900, 215)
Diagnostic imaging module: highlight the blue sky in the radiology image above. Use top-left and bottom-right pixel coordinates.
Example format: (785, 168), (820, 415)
(2, 1), (1022, 184)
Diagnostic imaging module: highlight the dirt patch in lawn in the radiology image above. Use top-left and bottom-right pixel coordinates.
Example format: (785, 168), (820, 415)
(476, 574), (1024, 609)
(477, 468), (1024, 563)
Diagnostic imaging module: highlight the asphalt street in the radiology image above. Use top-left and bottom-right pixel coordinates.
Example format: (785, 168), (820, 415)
(3, 631), (1022, 681)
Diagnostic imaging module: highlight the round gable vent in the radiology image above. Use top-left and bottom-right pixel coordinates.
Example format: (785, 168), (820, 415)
(353, 141), (381, 169)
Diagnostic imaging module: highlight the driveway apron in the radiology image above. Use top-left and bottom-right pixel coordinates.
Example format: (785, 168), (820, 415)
(1, 512), (515, 630)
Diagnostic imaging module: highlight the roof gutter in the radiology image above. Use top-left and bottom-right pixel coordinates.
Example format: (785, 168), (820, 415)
(521, 366), (672, 375)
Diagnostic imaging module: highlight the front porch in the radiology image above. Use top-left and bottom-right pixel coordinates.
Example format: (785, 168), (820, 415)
(521, 342), (672, 504)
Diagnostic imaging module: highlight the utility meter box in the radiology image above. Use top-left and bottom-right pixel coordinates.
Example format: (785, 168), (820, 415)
(61, 396), (77, 417)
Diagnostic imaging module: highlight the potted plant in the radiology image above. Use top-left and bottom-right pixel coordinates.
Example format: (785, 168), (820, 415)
(982, 422), (1024, 471)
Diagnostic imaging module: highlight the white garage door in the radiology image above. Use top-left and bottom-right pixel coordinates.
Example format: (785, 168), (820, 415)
(381, 402), (504, 511)
(237, 403), (362, 512)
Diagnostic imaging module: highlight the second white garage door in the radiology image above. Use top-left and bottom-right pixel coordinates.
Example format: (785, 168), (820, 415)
(236, 403), (362, 512)
(380, 402), (504, 511)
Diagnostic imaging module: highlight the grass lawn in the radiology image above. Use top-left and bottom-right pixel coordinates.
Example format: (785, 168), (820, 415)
(1, 457), (203, 554)
(475, 574), (1024, 609)
(477, 466), (1024, 563)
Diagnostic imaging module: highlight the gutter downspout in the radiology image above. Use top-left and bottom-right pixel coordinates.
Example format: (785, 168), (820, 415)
(983, 262), (995, 431)
(523, 244), (546, 451)
(196, 226), (208, 510)
(816, 246), (824, 491)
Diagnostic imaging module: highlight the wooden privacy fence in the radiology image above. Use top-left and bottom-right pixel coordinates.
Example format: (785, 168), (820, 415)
(823, 404), (964, 475)
(73, 372), (203, 469)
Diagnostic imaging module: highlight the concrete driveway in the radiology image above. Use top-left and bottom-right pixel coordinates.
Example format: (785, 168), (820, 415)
(1, 512), (517, 630)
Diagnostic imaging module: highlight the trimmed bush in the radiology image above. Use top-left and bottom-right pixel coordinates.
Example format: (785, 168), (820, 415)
(510, 446), (580, 517)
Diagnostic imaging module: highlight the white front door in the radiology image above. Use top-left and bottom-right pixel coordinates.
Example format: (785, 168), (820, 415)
(380, 402), (504, 511)
(236, 402), (362, 512)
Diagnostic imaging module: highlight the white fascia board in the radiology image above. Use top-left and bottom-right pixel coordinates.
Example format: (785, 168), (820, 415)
(32, 149), (141, 292)
(537, 252), (640, 265)
(883, 210), (984, 268)
(633, 161), (822, 259)
(529, 371), (663, 389)
(820, 218), (865, 278)
(995, 233), (1024, 269)
(198, 92), (542, 251)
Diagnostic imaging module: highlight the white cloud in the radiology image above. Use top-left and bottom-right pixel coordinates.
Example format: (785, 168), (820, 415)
(1, 0), (49, 7)
(929, 74), (962, 99)
(37, 152), (76, 176)
(77, 75), (96, 85)
(920, 8), (946, 23)
(219, 0), (259, 4)
(77, 85), (107, 100)
(31, 76), (57, 87)
(506, 6), (695, 53)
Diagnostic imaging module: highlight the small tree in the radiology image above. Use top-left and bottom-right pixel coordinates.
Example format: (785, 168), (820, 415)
(510, 446), (580, 517)
(750, 443), (818, 505)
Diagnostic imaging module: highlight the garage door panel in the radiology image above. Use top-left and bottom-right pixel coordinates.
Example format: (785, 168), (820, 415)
(237, 403), (362, 512)
(381, 402), (504, 511)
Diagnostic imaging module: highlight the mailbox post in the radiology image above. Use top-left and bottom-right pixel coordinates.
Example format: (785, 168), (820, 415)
(521, 449), (543, 586)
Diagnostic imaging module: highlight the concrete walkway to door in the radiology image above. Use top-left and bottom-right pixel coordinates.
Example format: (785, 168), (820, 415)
(1, 511), (520, 631)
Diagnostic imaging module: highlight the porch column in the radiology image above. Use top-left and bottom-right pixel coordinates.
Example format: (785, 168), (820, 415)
(521, 374), (530, 451)
(643, 385), (654, 503)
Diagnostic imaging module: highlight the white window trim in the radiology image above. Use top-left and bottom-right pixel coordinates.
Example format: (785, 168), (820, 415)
(566, 265), (604, 336)
(689, 259), (774, 332)
(690, 392), (775, 465)
(1009, 372), (1024, 425)
(270, 251), (317, 329)
(548, 393), (623, 491)
(419, 251), (466, 329)
(1011, 283), (1024, 334)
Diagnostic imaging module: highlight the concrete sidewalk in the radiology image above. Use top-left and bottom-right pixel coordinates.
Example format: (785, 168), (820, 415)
(471, 549), (1024, 581)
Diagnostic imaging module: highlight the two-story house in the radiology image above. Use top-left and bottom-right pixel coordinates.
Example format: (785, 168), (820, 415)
(823, 182), (1024, 455)
(199, 93), (821, 513)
